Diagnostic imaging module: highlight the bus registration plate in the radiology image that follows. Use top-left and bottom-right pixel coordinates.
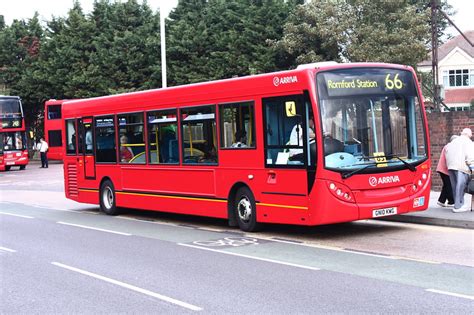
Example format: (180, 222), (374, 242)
(372, 207), (397, 218)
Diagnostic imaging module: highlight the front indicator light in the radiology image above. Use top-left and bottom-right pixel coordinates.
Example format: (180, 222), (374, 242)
(326, 181), (355, 203)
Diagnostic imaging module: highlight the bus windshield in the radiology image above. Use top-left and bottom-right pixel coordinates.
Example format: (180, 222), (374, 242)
(1, 131), (26, 151)
(0, 98), (23, 128)
(317, 68), (427, 172)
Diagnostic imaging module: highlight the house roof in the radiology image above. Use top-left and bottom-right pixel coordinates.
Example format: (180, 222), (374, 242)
(418, 30), (474, 66)
(444, 88), (474, 104)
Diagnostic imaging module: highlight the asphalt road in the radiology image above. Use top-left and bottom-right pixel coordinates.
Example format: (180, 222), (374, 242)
(1, 161), (473, 313)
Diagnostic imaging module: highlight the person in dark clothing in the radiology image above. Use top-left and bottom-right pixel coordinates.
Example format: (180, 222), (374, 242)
(436, 135), (458, 207)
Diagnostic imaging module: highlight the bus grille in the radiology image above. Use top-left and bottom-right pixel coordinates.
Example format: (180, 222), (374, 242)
(67, 164), (78, 197)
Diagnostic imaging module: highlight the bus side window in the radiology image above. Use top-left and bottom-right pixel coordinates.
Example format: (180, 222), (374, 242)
(65, 119), (76, 155)
(219, 101), (255, 149)
(118, 112), (145, 164)
(147, 109), (178, 164)
(48, 105), (61, 120)
(181, 105), (218, 164)
(95, 116), (116, 163)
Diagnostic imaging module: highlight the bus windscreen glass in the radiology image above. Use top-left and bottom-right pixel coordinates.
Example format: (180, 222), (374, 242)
(0, 99), (23, 128)
(317, 68), (427, 171)
(1, 132), (26, 151)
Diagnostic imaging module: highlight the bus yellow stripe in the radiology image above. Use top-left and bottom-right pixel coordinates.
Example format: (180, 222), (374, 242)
(79, 189), (98, 193)
(116, 191), (227, 203)
(78, 189), (307, 210)
(257, 203), (308, 210)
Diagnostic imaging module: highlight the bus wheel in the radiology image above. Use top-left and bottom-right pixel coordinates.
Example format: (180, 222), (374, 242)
(100, 180), (120, 215)
(19, 165), (26, 170)
(234, 187), (261, 232)
(5, 166), (11, 171)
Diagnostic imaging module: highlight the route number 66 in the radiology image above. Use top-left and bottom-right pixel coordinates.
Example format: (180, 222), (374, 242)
(385, 74), (403, 90)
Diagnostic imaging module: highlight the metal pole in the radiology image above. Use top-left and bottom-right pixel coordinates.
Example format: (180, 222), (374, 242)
(431, 0), (439, 109)
(160, 4), (167, 88)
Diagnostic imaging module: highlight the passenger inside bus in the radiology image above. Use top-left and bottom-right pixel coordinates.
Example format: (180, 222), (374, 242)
(120, 135), (134, 162)
(198, 146), (217, 163)
(288, 117), (315, 161)
(69, 132), (76, 151)
(15, 133), (23, 149)
(85, 129), (93, 151)
(231, 130), (247, 148)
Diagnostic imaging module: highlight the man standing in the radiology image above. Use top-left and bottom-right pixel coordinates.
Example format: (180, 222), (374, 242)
(38, 137), (49, 168)
(445, 128), (474, 212)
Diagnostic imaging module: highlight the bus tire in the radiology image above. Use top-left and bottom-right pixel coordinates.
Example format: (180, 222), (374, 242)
(234, 187), (261, 232)
(99, 180), (120, 215)
(19, 165), (26, 170)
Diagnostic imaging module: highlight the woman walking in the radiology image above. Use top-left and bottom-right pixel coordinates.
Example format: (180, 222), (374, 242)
(436, 135), (457, 208)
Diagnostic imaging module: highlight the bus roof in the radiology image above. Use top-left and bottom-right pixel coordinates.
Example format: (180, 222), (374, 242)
(62, 62), (413, 117)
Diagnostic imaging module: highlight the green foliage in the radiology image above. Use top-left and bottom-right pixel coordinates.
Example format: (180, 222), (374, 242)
(0, 13), (44, 127)
(1, 0), (442, 130)
(275, 0), (434, 68)
(167, 0), (298, 85)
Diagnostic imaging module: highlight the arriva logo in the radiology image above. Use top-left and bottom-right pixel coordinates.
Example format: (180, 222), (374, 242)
(368, 175), (400, 187)
(273, 76), (298, 87)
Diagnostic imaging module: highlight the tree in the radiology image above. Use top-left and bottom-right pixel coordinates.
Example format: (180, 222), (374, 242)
(272, 1), (341, 66)
(166, 0), (212, 85)
(89, 0), (162, 93)
(167, 0), (299, 86)
(0, 13), (44, 128)
(35, 2), (97, 99)
(274, 0), (433, 68)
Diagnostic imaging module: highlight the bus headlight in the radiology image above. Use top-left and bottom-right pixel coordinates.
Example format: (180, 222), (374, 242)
(327, 181), (355, 203)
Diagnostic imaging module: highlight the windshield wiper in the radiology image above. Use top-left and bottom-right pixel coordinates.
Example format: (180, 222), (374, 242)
(386, 154), (416, 172)
(341, 164), (374, 179)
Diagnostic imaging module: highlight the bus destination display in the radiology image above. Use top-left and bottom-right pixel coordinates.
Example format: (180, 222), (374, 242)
(317, 68), (417, 98)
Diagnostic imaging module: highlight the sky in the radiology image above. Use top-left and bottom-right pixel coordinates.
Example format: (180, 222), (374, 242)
(0, 0), (179, 23)
(0, 0), (473, 36)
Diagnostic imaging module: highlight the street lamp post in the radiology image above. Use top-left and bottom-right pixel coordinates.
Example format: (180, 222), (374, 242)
(160, 3), (167, 89)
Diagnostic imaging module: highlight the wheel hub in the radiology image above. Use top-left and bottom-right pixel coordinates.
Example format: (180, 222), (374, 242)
(237, 197), (252, 222)
(103, 187), (113, 209)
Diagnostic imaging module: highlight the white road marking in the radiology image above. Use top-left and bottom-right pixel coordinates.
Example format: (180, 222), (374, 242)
(257, 236), (443, 264)
(57, 222), (132, 236)
(178, 243), (321, 271)
(391, 256), (441, 265)
(0, 246), (17, 253)
(267, 237), (344, 251)
(30, 204), (79, 212)
(117, 216), (178, 226)
(51, 262), (203, 311)
(426, 289), (474, 300)
(0, 212), (34, 219)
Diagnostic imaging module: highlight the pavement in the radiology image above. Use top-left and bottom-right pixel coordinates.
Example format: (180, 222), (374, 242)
(380, 190), (474, 229)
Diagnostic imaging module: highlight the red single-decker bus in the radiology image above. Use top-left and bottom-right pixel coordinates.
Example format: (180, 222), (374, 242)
(62, 62), (431, 231)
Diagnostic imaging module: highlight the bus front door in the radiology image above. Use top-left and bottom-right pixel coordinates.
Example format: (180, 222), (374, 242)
(260, 95), (312, 223)
(82, 118), (95, 179)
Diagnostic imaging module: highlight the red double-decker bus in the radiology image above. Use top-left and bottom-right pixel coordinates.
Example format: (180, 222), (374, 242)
(0, 96), (29, 171)
(62, 62), (431, 231)
(44, 99), (67, 160)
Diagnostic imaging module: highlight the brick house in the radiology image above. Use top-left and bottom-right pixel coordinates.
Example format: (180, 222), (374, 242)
(418, 30), (474, 111)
